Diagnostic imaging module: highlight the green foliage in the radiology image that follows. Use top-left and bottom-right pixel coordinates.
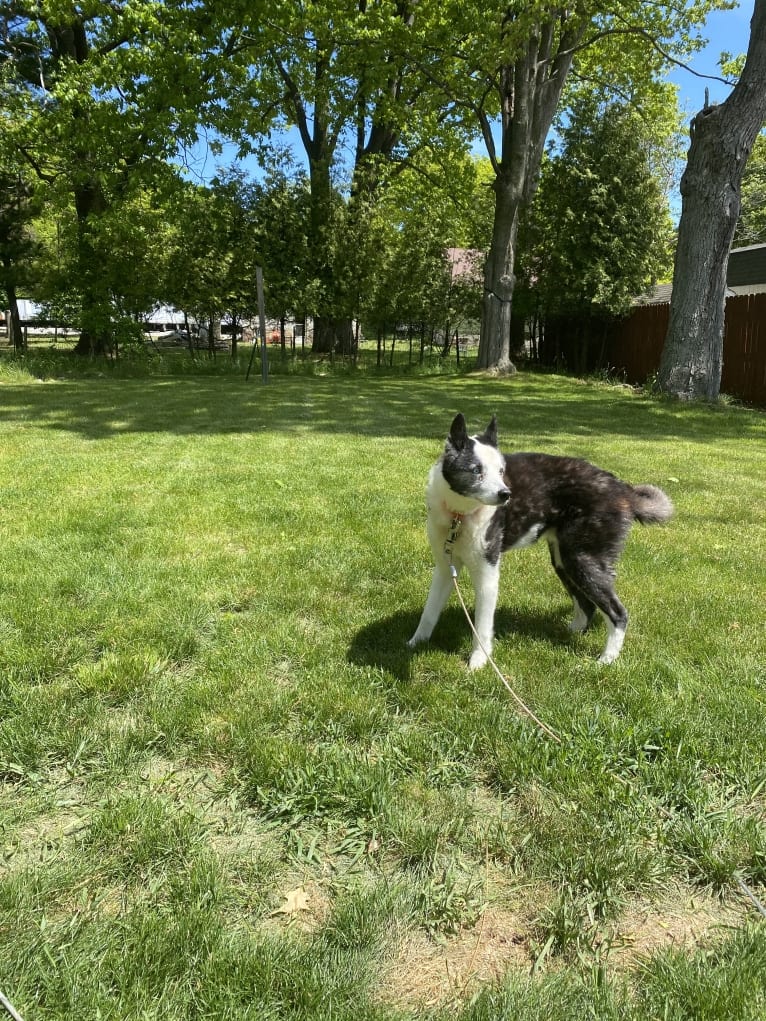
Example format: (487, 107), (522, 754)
(0, 1), (242, 351)
(515, 96), (675, 371)
(249, 164), (313, 322)
(424, 0), (728, 369)
(1, 0), (732, 367)
(726, 38), (766, 247)
(734, 132), (766, 246)
(531, 97), (674, 315)
(359, 156), (488, 343)
(162, 172), (260, 330)
(0, 165), (41, 345)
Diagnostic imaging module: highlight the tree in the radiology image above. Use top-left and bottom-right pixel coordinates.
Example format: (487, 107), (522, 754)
(226, 0), (465, 354)
(428, 0), (723, 372)
(0, 167), (40, 349)
(249, 166), (312, 354)
(161, 175), (262, 352)
(1, 1), (241, 354)
(658, 0), (766, 400)
(517, 95), (675, 372)
(359, 153), (489, 357)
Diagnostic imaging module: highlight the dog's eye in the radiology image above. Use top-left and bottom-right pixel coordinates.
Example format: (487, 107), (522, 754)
(472, 466), (483, 476)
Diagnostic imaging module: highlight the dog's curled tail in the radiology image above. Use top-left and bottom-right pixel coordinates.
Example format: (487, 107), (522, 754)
(631, 484), (674, 525)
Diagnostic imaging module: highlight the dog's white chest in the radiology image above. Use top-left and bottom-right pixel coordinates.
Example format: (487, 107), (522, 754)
(427, 506), (492, 565)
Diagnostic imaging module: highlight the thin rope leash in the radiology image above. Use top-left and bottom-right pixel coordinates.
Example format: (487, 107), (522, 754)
(736, 875), (766, 921)
(444, 514), (561, 744)
(0, 991), (24, 1021)
(449, 565), (561, 743)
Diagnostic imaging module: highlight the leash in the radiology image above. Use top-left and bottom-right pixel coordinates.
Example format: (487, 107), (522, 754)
(445, 514), (561, 744)
(0, 992), (24, 1021)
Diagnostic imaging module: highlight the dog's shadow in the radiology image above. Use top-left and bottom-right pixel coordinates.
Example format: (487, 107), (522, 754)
(347, 605), (571, 683)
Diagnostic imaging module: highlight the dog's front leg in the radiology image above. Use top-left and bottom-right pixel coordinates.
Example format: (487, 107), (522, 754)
(467, 560), (500, 670)
(408, 561), (454, 649)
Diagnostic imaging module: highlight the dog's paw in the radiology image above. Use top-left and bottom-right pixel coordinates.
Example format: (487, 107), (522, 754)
(597, 625), (626, 665)
(596, 650), (619, 665)
(406, 635), (424, 649)
(468, 649), (489, 671)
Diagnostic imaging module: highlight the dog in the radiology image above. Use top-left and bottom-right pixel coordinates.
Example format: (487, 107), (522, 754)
(408, 413), (673, 668)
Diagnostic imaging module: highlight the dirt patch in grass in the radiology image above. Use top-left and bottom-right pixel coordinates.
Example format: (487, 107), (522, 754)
(377, 883), (749, 1011)
(137, 755), (280, 858)
(377, 904), (533, 1009)
(606, 885), (746, 967)
(1, 758), (268, 875)
(2, 806), (88, 873)
(1, 770), (89, 874)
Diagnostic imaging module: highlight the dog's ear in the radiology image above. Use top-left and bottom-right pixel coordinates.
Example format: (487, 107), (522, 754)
(478, 415), (498, 448)
(448, 413), (468, 450)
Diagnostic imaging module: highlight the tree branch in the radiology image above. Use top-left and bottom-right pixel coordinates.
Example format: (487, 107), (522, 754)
(573, 25), (735, 88)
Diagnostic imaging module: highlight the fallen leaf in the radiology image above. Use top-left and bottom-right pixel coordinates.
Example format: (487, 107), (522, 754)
(273, 887), (311, 916)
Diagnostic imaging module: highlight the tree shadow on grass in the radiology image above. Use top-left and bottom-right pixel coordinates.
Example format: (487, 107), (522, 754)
(347, 604), (573, 685)
(1, 371), (761, 444)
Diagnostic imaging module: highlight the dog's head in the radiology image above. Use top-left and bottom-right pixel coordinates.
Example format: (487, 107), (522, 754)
(441, 414), (510, 506)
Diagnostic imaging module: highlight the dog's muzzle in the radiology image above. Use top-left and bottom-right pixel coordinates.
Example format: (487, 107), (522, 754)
(496, 487), (511, 504)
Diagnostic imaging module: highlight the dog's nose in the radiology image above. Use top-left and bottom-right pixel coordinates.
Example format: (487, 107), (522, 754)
(497, 488), (511, 503)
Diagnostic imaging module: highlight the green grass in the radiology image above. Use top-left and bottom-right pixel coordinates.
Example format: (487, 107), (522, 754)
(1, 358), (765, 1019)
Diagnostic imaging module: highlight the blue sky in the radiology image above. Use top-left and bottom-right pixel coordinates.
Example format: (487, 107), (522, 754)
(669, 1), (754, 114)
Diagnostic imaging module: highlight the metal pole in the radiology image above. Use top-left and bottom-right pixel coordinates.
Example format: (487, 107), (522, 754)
(256, 265), (269, 384)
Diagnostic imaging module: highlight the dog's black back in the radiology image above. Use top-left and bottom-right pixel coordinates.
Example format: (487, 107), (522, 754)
(484, 453), (636, 566)
(485, 451), (671, 653)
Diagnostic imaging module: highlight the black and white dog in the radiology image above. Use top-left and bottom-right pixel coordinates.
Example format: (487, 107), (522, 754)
(408, 414), (673, 668)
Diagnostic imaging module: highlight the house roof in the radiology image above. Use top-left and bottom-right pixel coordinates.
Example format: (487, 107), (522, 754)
(635, 243), (766, 305)
(635, 283), (673, 305)
(727, 243), (766, 288)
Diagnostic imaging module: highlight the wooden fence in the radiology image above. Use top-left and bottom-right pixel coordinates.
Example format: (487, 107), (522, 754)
(607, 292), (766, 405)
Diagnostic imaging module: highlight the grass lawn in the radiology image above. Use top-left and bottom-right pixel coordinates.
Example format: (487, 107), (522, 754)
(1, 359), (765, 1019)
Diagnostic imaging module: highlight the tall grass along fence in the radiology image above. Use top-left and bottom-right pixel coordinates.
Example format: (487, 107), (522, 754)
(608, 292), (766, 404)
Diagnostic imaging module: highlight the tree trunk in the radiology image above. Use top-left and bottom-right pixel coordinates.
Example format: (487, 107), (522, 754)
(478, 175), (519, 371)
(313, 315), (354, 355)
(306, 146), (349, 355)
(3, 279), (23, 351)
(231, 317), (239, 358)
(72, 179), (113, 356)
(476, 23), (583, 371)
(46, 17), (114, 358)
(658, 0), (766, 400)
(183, 311), (195, 358)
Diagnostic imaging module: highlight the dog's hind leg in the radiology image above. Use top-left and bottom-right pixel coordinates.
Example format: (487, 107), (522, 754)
(408, 562), (454, 649)
(557, 546), (628, 664)
(547, 535), (596, 633)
